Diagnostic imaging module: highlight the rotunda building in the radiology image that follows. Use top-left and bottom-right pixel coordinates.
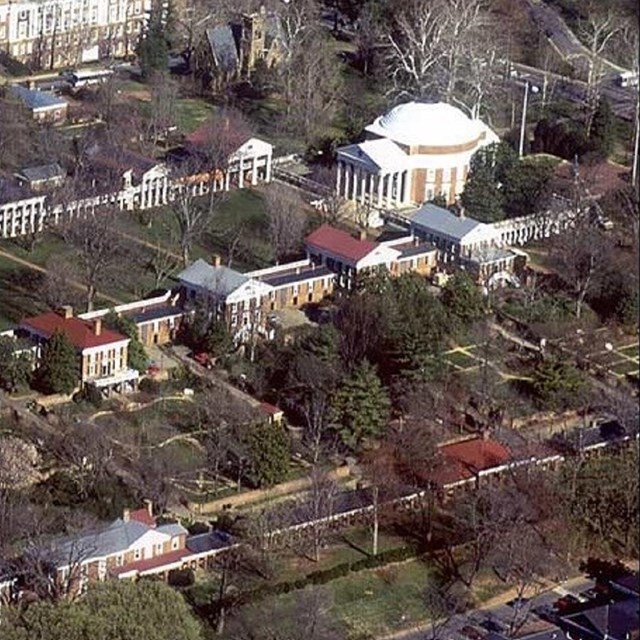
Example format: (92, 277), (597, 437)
(335, 102), (498, 208)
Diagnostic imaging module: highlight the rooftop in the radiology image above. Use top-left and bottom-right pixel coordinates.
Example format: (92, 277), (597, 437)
(20, 311), (127, 350)
(258, 263), (333, 288)
(206, 25), (240, 73)
(9, 85), (68, 111)
(306, 225), (378, 264)
(177, 258), (249, 297)
(17, 163), (65, 184)
(365, 101), (495, 148)
(410, 203), (489, 243)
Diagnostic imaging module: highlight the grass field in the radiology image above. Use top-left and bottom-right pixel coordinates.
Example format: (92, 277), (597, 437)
(0, 255), (47, 329)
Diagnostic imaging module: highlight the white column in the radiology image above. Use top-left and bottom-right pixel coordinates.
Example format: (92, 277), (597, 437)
(239, 156), (244, 189)
(265, 151), (272, 182)
(360, 170), (366, 204)
(367, 173), (374, 204)
(351, 165), (358, 200)
(336, 161), (342, 195)
(377, 173), (384, 206)
(251, 155), (258, 185)
(386, 174), (393, 208)
(225, 170), (230, 191)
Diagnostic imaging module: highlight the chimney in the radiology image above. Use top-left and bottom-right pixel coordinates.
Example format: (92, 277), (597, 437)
(92, 318), (102, 336)
(212, 254), (221, 267)
(123, 508), (130, 523)
(144, 499), (154, 519)
(358, 229), (367, 241)
(60, 305), (73, 319)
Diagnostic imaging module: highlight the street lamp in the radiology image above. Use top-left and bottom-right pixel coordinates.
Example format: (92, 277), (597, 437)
(518, 81), (540, 158)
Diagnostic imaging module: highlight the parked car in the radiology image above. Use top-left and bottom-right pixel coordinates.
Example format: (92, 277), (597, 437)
(480, 618), (507, 634)
(460, 625), (485, 640)
(192, 352), (212, 369)
(507, 597), (530, 608)
(554, 595), (580, 612)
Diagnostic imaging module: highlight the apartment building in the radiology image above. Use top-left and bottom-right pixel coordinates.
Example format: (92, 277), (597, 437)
(18, 305), (139, 393)
(305, 224), (437, 289)
(0, 0), (151, 69)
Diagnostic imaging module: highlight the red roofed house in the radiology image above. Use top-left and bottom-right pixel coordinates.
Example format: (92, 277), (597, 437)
(431, 435), (513, 491)
(306, 224), (436, 288)
(19, 305), (139, 394)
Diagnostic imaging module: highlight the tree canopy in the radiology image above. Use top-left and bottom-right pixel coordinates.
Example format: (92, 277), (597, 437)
(0, 336), (32, 392)
(104, 311), (148, 372)
(245, 421), (291, 488)
(36, 331), (78, 395)
(0, 579), (203, 640)
(332, 360), (390, 449)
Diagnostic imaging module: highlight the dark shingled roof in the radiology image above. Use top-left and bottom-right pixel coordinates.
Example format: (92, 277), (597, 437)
(18, 163), (65, 183)
(9, 85), (68, 111)
(260, 265), (333, 288)
(206, 26), (240, 73)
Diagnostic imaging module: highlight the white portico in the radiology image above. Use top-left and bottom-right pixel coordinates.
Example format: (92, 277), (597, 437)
(336, 102), (498, 208)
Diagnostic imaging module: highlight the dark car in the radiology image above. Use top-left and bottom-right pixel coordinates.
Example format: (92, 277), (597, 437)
(460, 625), (485, 640)
(480, 618), (507, 634)
(507, 597), (530, 608)
(554, 595), (580, 612)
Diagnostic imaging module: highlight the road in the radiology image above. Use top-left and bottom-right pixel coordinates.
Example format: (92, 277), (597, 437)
(521, 0), (627, 75)
(385, 575), (595, 640)
(509, 62), (637, 121)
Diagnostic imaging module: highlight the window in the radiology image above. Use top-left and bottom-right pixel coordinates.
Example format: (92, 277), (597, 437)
(116, 554), (124, 566)
(155, 543), (163, 556)
(171, 538), (180, 550)
(134, 548), (142, 561)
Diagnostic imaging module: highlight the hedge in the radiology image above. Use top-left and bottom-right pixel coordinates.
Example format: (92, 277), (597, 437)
(194, 545), (419, 617)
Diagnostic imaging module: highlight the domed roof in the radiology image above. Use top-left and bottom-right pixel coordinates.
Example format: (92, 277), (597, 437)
(366, 102), (484, 147)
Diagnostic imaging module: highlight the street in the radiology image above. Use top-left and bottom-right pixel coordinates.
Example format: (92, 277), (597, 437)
(387, 575), (595, 640)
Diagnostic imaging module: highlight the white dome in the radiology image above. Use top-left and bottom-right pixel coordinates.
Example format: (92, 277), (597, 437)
(367, 102), (484, 147)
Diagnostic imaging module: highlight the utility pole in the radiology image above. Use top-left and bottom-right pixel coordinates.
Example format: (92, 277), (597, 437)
(519, 81), (539, 158)
(632, 95), (639, 188)
(372, 485), (379, 556)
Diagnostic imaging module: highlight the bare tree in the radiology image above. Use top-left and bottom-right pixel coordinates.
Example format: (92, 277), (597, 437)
(295, 467), (339, 563)
(385, 0), (447, 99)
(422, 582), (467, 640)
(284, 32), (343, 143)
(578, 7), (624, 131)
(264, 184), (306, 263)
(549, 218), (612, 319)
(60, 211), (124, 312)
(146, 239), (180, 289)
(170, 109), (252, 266)
(285, 353), (337, 464)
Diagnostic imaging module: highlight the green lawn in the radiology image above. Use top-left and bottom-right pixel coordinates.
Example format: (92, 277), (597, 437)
(221, 558), (433, 639)
(444, 349), (478, 369)
(116, 188), (272, 272)
(609, 360), (640, 376)
(618, 343), (639, 358)
(0, 255), (48, 329)
(176, 98), (216, 134)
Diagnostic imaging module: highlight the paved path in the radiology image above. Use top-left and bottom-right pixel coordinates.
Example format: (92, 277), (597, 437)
(0, 248), (123, 306)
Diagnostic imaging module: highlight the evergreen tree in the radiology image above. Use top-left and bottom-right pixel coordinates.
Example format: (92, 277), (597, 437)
(104, 311), (148, 372)
(245, 421), (291, 487)
(441, 272), (485, 331)
(589, 98), (616, 158)
(136, 2), (169, 77)
(36, 331), (78, 394)
(332, 361), (390, 449)
(0, 336), (32, 391)
(0, 579), (203, 640)
(531, 357), (587, 410)
(204, 320), (233, 358)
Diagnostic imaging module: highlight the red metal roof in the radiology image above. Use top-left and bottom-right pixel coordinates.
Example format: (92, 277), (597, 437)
(432, 437), (512, 485)
(306, 225), (378, 264)
(21, 312), (127, 350)
(259, 401), (282, 415)
(129, 508), (155, 527)
(110, 549), (187, 577)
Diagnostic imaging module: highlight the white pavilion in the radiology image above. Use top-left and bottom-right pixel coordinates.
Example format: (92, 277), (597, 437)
(335, 102), (498, 208)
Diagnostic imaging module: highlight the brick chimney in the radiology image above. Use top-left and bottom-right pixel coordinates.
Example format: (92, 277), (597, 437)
(60, 305), (73, 319)
(92, 318), (102, 336)
(212, 254), (221, 267)
(123, 508), (130, 523)
(144, 499), (153, 518)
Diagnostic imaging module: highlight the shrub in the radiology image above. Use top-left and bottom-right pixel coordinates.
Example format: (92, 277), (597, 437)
(168, 568), (194, 588)
(139, 377), (161, 395)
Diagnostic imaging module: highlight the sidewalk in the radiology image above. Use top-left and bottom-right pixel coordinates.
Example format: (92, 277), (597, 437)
(0, 248), (123, 306)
